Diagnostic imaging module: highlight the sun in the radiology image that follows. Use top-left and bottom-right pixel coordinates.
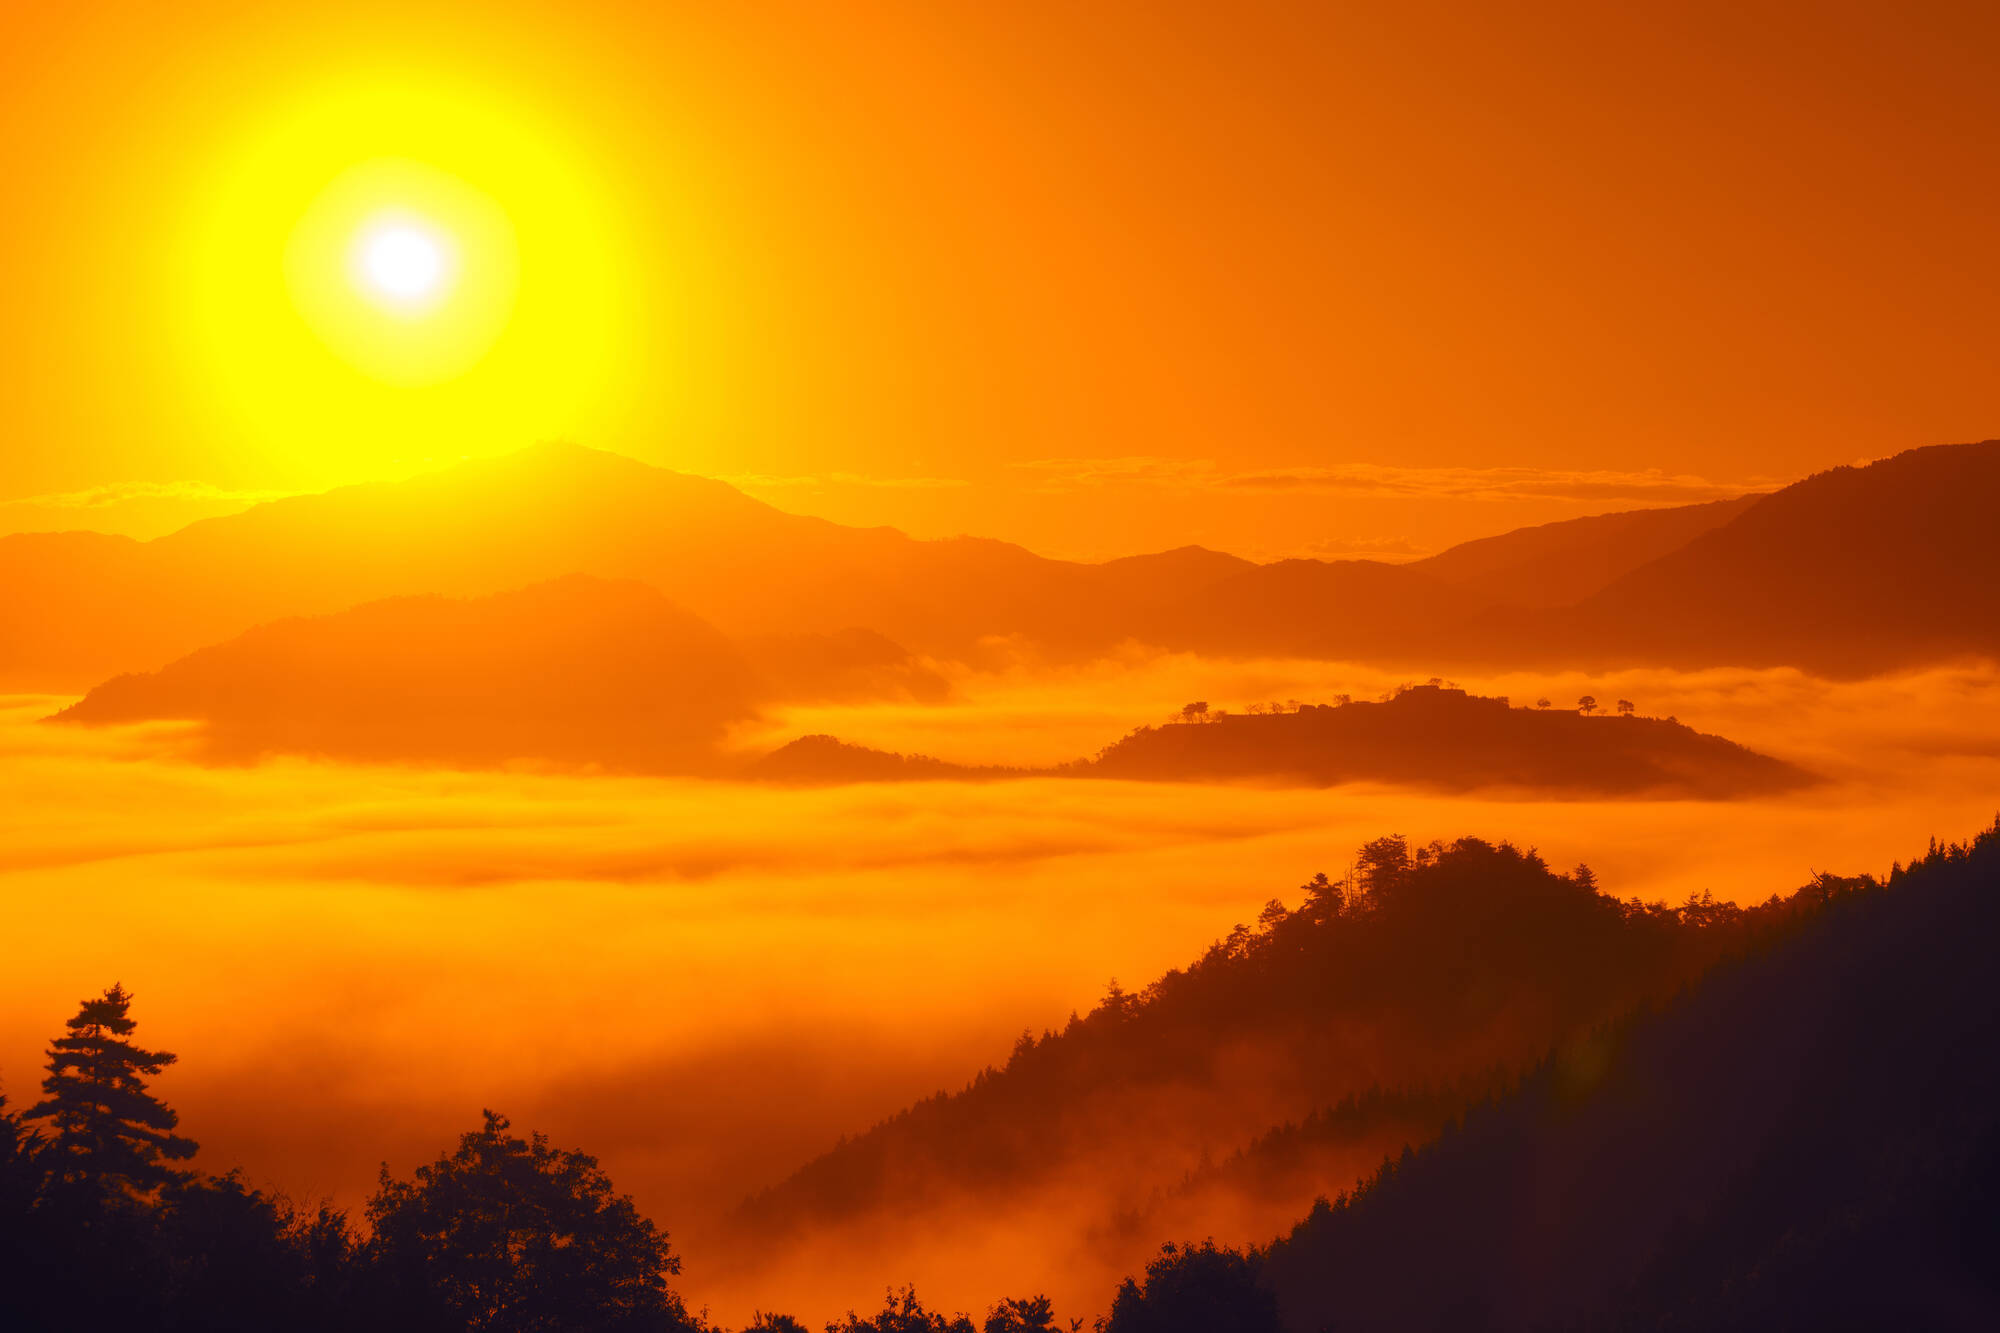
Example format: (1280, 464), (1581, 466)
(179, 76), (637, 478)
(357, 222), (450, 306)
(282, 158), (521, 386)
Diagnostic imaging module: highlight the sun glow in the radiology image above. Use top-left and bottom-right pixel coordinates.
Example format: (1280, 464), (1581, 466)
(358, 222), (449, 305)
(284, 158), (519, 386)
(179, 76), (635, 478)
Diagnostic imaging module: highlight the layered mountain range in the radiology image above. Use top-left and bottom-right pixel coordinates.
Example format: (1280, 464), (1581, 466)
(8, 438), (1999, 695)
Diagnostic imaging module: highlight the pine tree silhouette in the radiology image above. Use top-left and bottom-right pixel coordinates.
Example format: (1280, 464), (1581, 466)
(23, 983), (197, 1193)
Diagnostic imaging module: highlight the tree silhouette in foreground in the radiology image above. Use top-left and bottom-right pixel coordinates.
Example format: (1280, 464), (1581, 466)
(369, 1109), (697, 1333)
(982, 1294), (1071, 1332)
(5, 825), (1998, 1331)
(1103, 1241), (1279, 1333)
(24, 983), (197, 1193)
(826, 1284), (975, 1332)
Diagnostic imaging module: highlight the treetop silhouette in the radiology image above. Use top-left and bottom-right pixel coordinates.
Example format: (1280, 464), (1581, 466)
(368, 1108), (695, 1333)
(23, 983), (197, 1194)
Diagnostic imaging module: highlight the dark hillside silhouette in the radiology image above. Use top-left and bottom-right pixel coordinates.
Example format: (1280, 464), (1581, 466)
(1255, 819), (2000, 1330)
(2, 829), (1991, 1329)
(1411, 492), (1764, 608)
(716, 837), (1822, 1307)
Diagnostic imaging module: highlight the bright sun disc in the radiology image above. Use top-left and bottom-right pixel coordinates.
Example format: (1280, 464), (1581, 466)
(360, 225), (445, 300)
(282, 157), (521, 385)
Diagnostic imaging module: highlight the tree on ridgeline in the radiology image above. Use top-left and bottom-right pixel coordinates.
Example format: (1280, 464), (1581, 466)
(1298, 870), (1348, 921)
(1616, 699), (1636, 717)
(23, 983), (197, 1194)
(368, 1109), (699, 1333)
(1578, 695), (1598, 716)
(1354, 834), (1412, 899)
(1536, 697), (1552, 710)
(983, 1294), (1068, 1332)
(828, 1285), (976, 1332)
(1103, 1241), (1280, 1333)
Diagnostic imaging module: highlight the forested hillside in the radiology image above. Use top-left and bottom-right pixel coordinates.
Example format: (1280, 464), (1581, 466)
(720, 833), (1826, 1302)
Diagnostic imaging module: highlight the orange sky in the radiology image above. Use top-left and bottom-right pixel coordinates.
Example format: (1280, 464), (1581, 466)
(4, 0), (1998, 558)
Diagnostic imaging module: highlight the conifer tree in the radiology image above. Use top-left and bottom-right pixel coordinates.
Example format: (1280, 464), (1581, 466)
(24, 983), (197, 1192)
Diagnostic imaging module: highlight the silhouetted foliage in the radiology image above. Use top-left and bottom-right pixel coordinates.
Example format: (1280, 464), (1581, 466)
(368, 1109), (697, 1333)
(1254, 819), (2000, 1330)
(25, 983), (197, 1194)
(827, 1285), (975, 1333)
(981, 1294), (1065, 1332)
(6, 822), (1995, 1331)
(729, 829), (1811, 1279)
(1103, 1241), (1279, 1333)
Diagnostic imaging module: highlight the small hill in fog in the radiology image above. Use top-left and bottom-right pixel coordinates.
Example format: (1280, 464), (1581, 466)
(748, 734), (1000, 783)
(1087, 684), (1810, 797)
(50, 575), (761, 771)
(760, 685), (1809, 798)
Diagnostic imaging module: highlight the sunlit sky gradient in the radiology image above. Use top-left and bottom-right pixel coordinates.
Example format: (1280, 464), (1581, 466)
(4, 1), (1998, 557)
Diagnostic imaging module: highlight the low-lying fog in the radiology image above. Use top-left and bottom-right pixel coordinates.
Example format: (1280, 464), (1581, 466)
(3, 656), (1996, 1321)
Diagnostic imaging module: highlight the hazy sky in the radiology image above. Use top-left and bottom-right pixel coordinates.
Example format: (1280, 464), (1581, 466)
(5, 1), (1998, 557)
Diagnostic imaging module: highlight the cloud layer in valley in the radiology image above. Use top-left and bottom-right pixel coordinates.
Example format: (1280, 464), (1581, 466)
(2, 659), (1996, 1322)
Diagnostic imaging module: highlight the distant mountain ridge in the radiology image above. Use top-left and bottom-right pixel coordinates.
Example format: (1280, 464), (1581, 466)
(7, 438), (1997, 688)
(1410, 492), (1766, 608)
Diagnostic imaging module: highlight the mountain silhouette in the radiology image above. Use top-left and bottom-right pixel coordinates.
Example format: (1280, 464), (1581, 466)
(1256, 823), (2000, 1331)
(0, 445), (1249, 689)
(49, 575), (763, 771)
(1569, 440), (2000, 673)
(1410, 492), (1764, 609)
(8, 439), (1999, 689)
(716, 836), (1835, 1314)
